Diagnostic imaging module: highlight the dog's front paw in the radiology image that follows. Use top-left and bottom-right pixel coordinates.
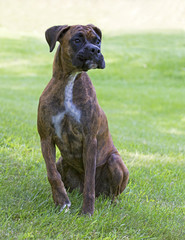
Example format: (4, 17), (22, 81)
(82, 204), (94, 216)
(59, 201), (71, 213)
(56, 197), (71, 213)
(52, 189), (71, 212)
(81, 209), (93, 216)
(82, 195), (95, 216)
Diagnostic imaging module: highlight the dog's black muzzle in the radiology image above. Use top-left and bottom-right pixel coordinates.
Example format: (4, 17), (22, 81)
(72, 44), (105, 71)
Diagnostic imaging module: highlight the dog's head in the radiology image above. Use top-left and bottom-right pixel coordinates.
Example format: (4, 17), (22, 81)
(45, 24), (105, 72)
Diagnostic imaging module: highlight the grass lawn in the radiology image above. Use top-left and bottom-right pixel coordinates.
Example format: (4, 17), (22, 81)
(0, 31), (185, 239)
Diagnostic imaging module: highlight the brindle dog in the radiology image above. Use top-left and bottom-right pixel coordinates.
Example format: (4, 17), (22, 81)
(37, 24), (129, 215)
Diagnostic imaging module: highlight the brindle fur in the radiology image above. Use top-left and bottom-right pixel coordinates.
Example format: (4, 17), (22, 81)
(37, 24), (129, 215)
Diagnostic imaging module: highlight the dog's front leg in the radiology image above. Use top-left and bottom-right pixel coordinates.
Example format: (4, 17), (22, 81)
(82, 137), (97, 215)
(41, 137), (71, 211)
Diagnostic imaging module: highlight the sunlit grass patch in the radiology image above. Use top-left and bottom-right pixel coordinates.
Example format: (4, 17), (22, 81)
(0, 32), (185, 239)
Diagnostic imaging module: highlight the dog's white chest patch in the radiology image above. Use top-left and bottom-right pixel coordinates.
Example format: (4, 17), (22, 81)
(52, 112), (65, 139)
(64, 75), (81, 122)
(52, 74), (81, 139)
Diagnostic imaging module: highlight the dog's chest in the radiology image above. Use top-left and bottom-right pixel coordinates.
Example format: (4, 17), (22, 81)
(52, 74), (82, 140)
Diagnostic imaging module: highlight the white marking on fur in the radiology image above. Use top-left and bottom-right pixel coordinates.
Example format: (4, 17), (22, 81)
(52, 112), (65, 138)
(52, 73), (81, 139)
(86, 60), (98, 69)
(64, 74), (81, 122)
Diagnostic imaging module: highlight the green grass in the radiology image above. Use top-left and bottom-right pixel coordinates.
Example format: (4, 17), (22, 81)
(0, 32), (185, 239)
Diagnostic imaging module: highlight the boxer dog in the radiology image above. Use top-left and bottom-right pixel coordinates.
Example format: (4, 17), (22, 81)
(37, 24), (129, 215)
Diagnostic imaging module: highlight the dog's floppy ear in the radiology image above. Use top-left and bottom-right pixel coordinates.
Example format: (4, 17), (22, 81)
(45, 25), (70, 52)
(87, 24), (102, 40)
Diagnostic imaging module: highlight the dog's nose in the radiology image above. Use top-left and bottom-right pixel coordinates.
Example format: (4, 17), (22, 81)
(90, 46), (101, 55)
(85, 45), (101, 56)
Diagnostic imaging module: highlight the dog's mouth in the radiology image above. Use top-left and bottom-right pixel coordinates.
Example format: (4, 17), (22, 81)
(72, 50), (105, 71)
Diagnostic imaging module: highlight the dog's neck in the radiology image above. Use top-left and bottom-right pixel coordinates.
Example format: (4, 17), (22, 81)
(52, 45), (78, 81)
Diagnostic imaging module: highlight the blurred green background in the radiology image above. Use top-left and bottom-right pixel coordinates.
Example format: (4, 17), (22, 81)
(0, 0), (185, 36)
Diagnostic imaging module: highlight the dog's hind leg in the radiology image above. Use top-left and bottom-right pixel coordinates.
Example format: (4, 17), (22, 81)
(56, 157), (84, 193)
(107, 153), (129, 199)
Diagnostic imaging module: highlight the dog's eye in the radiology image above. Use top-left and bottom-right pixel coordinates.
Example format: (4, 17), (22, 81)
(74, 38), (81, 44)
